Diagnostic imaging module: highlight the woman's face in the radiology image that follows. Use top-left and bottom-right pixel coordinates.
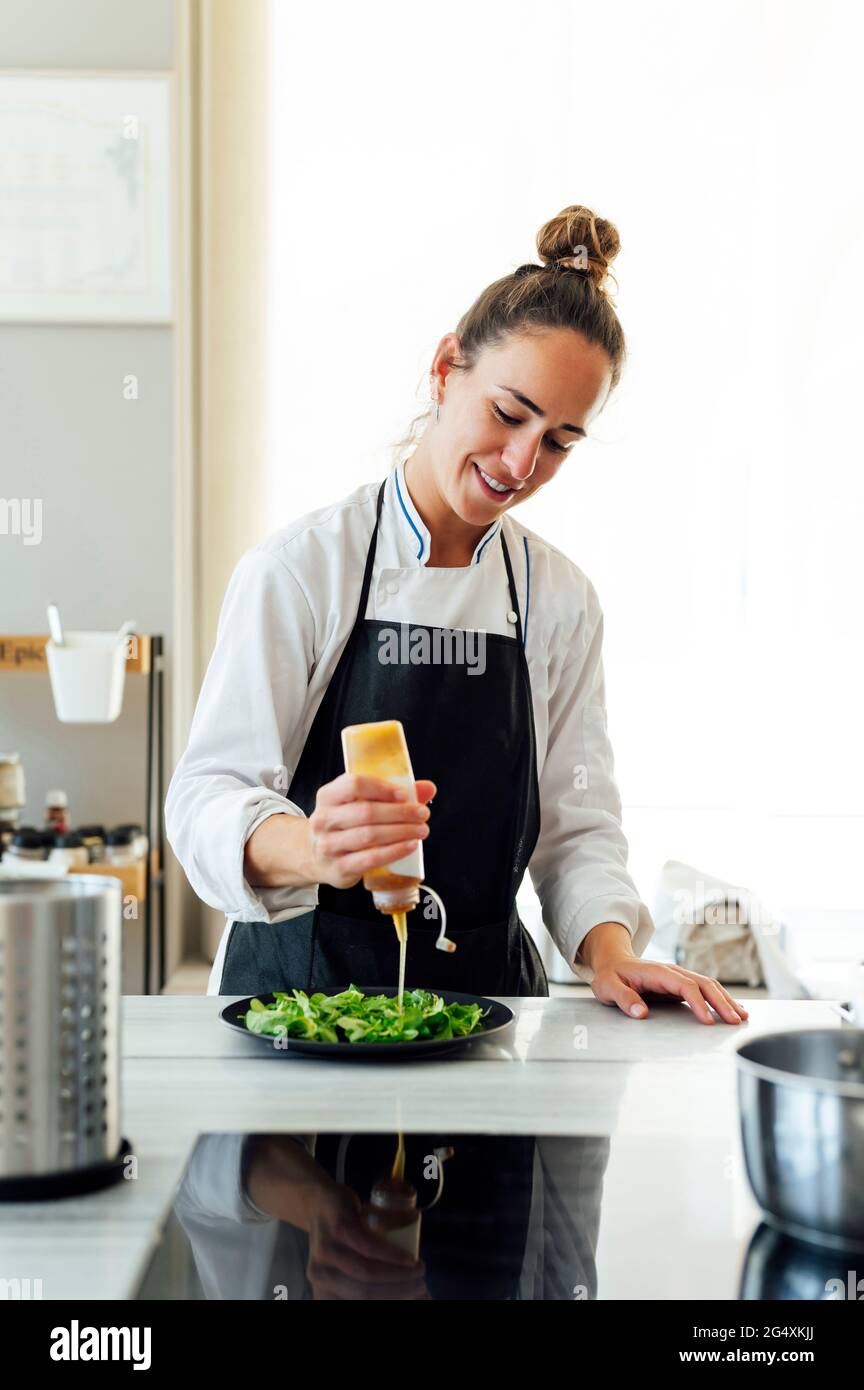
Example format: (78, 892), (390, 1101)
(429, 327), (612, 524)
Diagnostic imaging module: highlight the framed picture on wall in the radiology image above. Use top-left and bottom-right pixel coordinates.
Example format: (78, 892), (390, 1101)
(0, 70), (172, 323)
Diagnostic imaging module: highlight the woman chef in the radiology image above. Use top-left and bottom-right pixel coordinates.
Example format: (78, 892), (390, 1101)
(165, 203), (748, 1027)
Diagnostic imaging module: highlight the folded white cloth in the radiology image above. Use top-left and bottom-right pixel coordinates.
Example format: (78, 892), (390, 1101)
(652, 858), (809, 999)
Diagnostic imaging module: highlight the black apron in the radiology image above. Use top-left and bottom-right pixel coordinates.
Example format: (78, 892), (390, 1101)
(220, 473), (548, 998)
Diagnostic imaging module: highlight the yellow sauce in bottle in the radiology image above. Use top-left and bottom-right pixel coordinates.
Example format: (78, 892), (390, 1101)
(366, 1147), (420, 1259)
(341, 721), (423, 1010)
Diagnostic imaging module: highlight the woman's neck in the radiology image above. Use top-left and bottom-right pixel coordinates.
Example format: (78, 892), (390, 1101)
(402, 447), (487, 568)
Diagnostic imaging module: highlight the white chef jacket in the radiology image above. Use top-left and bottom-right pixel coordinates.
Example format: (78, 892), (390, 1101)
(164, 454), (654, 993)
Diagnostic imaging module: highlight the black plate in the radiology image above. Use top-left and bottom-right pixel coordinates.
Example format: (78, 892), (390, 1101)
(219, 986), (514, 1060)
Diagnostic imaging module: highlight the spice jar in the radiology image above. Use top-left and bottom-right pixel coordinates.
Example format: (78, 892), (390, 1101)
(104, 828), (136, 866)
(6, 829), (49, 862)
(44, 788), (70, 834)
(0, 752), (26, 816)
(0, 815), (20, 857)
(78, 824), (107, 863)
(113, 822), (148, 861)
(48, 831), (89, 869)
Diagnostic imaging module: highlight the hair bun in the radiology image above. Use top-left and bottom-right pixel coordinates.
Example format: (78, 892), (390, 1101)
(535, 205), (621, 299)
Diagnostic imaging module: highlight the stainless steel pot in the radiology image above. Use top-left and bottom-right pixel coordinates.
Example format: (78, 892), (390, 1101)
(0, 876), (126, 1197)
(736, 1028), (864, 1249)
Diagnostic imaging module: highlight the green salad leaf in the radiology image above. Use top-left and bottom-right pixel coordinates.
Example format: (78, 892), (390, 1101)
(241, 984), (490, 1045)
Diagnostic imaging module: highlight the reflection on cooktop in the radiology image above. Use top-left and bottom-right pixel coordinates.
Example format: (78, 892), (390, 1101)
(133, 1132), (864, 1302)
(137, 1132), (605, 1302)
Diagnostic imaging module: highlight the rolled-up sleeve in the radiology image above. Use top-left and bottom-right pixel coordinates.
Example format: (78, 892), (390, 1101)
(528, 584), (654, 983)
(164, 546), (319, 922)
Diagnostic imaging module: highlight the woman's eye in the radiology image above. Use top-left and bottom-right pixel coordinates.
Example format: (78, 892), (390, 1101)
(492, 402), (569, 455)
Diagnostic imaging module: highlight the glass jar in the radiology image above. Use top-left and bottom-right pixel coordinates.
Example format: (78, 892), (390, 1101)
(6, 829), (48, 862)
(0, 752), (25, 816)
(78, 824), (107, 863)
(104, 828), (136, 866)
(44, 788), (70, 834)
(112, 823), (148, 860)
(0, 815), (20, 857)
(48, 832), (89, 869)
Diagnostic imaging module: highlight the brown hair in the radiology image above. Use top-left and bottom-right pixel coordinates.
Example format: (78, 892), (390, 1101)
(389, 204), (625, 468)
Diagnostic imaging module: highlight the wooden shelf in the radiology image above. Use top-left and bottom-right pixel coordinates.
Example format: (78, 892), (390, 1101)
(0, 633), (152, 675)
(68, 858), (148, 901)
(2, 630), (166, 991)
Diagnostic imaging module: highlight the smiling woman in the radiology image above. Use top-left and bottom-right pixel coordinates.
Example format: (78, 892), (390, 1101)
(166, 200), (748, 1026)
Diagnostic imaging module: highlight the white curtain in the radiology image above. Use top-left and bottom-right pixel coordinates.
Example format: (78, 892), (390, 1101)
(178, 0), (272, 963)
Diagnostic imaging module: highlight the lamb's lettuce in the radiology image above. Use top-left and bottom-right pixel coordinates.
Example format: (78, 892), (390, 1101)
(242, 984), (488, 1044)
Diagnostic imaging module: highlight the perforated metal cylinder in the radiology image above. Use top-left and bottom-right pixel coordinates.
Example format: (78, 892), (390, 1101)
(0, 876), (122, 1180)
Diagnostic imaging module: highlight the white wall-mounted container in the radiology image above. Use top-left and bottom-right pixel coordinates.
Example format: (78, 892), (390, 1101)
(45, 632), (128, 723)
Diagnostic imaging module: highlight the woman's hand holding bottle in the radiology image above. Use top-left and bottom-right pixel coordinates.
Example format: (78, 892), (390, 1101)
(307, 773), (436, 890)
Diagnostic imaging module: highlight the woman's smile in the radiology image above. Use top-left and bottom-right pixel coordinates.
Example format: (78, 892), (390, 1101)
(471, 460), (518, 501)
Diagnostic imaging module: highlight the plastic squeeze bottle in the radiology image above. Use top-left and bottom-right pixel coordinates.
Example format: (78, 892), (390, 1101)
(365, 1177), (422, 1259)
(341, 720), (424, 916)
(364, 1132), (421, 1259)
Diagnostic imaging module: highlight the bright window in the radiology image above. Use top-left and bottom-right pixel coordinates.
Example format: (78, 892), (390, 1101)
(269, 0), (864, 947)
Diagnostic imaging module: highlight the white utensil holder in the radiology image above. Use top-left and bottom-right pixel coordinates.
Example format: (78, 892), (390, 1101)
(45, 632), (128, 723)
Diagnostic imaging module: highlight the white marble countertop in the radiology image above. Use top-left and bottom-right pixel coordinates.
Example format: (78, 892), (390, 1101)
(0, 995), (844, 1301)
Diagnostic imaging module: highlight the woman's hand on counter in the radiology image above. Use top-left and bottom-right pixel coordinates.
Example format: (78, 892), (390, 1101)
(578, 921), (750, 1025)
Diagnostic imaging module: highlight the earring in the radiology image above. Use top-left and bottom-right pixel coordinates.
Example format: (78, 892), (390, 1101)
(435, 400), (440, 422)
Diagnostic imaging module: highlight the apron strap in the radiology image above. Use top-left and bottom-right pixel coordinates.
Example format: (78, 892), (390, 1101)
(499, 530), (526, 648)
(351, 476), (387, 628)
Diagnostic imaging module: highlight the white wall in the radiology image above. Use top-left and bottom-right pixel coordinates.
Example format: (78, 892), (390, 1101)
(0, 0), (178, 990)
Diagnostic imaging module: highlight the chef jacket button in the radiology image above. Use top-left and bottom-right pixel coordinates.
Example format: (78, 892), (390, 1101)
(386, 580), (399, 594)
(507, 609), (518, 624)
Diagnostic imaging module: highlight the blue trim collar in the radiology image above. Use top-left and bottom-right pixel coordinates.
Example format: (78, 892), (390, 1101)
(394, 455), (503, 566)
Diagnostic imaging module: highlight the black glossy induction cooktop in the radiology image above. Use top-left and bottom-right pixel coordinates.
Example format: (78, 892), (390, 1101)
(133, 1129), (864, 1302)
